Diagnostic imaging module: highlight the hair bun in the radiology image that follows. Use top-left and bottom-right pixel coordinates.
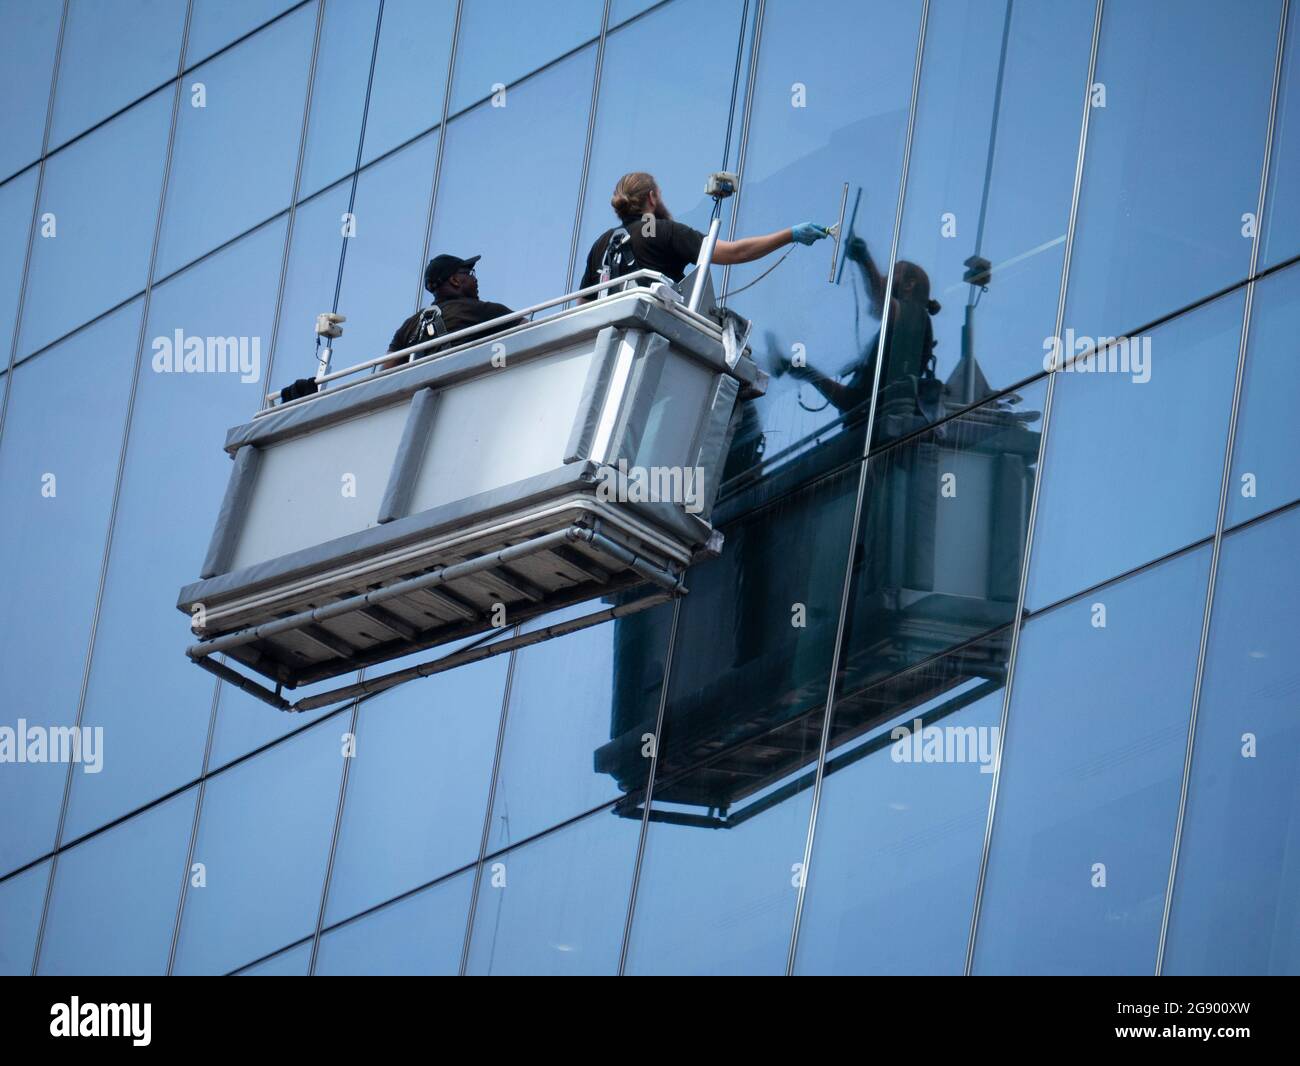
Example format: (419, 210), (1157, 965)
(611, 172), (657, 220)
(927, 299), (941, 316)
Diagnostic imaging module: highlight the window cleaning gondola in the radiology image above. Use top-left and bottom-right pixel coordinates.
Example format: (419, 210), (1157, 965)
(178, 172), (838, 715)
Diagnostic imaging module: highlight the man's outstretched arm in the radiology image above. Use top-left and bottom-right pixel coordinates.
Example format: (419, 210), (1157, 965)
(713, 222), (828, 265)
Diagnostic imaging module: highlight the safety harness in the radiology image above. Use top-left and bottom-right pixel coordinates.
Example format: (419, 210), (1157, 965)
(386, 303), (447, 366)
(415, 303), (447, 341)
(598, 226), (637, 290)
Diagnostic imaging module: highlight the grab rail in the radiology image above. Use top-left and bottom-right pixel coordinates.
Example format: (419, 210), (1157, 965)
(261, 269), (723, 411)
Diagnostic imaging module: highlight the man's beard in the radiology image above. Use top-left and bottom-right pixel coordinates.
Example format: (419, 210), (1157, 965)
(653, 201), (673, 222)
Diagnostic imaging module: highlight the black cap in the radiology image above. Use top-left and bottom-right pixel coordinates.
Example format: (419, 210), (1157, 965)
(424, 254), (480, 293)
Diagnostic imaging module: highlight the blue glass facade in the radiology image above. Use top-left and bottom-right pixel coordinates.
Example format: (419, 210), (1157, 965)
(0, 0), (1297, 977)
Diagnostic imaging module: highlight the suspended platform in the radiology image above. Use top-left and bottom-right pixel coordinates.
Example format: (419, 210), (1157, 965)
(178, 271), (763, 712)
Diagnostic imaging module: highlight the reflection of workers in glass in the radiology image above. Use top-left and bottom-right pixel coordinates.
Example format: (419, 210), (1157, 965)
(383, 254), (516, 370)
(781, 237), (941, 422)
(579, 171), (829, 297)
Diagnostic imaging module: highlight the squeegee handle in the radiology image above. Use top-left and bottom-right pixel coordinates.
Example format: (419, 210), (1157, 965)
(828, 182), (850, 283)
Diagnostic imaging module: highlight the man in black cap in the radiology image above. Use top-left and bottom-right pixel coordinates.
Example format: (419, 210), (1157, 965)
(382, 254), (517, 370)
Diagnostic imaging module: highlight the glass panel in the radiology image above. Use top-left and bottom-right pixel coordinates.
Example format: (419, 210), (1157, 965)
(16, 90), (171, 359)
(836, 378), (1045, 699)
(794, 635), (1006, 975)
(235, 940), (311, 975)
(193, 142), (437, 776)
(333, 129), (440, 368)
(0, 167), (38, 361)
(429, 48), (596, 311)
(65, 222), (287, 841)
(322, 655), (506, 925)
(790, 379), (1045, 973)
(1164, 508), (1300, 975)
(265, 180), (351, 388)
(0, 0), (62, 180)
(466, 807), (641, 976)
(1063, 0), (1279, 340)
(50, 0), (187, 149)
(206, 680), (339, 780)
(610, 0), (661, 25)
(1026, 288), (1241, 610)
(316, 871), (472, 975)
(1260, 0), (1300, 269)
(575, 0), (746, 287)
(358, 0), (455, 167)
(623, 465), (859, 975)
(0, 301), (142, 875)
(721, 0), (923, 486)
(448, 0), (603, 114)
(186, 0), (299, 66)
(38, 789), (196, 975)
(172, 717), (344, 975)
(0, 861), (49, 976)
(1226, 262), (1300, 525)
(883, 0), (1092, 440)
(155, 4), (314, 277)
(972, 546), (1211, 975)
(491, 602), (674, 844)
(297, 0), (380, 198)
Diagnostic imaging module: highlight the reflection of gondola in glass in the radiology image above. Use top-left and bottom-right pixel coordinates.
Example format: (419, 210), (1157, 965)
(597, 279), (1041, 827)
(599, 0), (1042, 824)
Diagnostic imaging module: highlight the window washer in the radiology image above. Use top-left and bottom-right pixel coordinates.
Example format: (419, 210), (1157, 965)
(779, 236), (941, 425)
(579, 171), (830, 299)
(382, 253), (517, 370)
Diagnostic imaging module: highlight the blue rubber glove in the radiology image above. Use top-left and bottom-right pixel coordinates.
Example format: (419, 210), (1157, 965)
(791, 222), (830, 245)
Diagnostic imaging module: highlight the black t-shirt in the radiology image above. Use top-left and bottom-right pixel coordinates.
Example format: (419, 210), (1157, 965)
(838, 298), (938, 418)
(387, 297), (515, 354)
(580, 216), (706, 288)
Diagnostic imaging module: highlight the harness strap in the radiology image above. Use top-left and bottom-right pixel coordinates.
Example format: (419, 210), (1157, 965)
(598, 226), (636, 287)
(418, 304), (447, 339)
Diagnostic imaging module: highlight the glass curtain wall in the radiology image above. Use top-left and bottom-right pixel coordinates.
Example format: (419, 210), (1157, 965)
(0, 0), (1295, 977)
